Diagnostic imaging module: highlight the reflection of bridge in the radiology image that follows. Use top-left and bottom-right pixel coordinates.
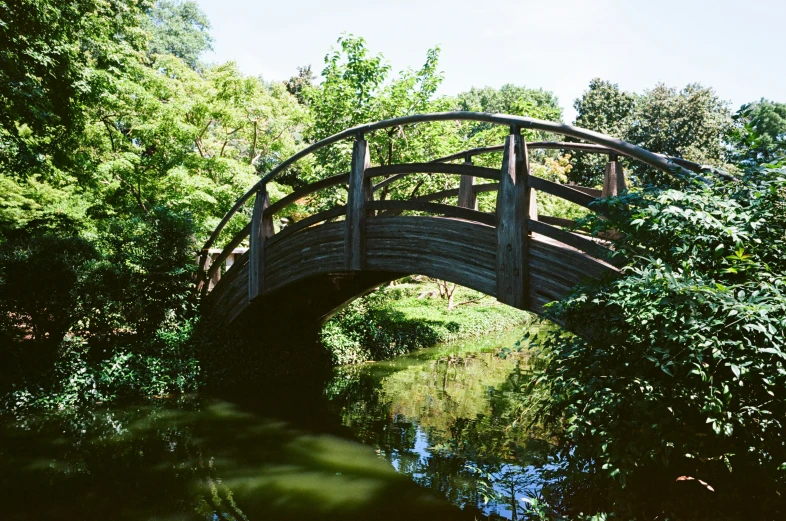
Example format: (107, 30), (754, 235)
(197, 112), (709, 329)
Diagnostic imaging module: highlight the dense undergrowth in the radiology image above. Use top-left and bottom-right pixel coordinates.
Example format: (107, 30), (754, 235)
(322, 280), (533, 365)
(522, 163), (786, 520)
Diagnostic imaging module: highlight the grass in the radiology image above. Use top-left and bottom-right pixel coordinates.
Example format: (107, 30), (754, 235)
(321, 279), (534, 365)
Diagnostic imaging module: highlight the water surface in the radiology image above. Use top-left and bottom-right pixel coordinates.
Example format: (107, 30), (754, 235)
(1, 329), (550, 520)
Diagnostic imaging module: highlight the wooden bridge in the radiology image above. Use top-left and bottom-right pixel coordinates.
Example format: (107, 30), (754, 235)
(197, 112), (710, 330)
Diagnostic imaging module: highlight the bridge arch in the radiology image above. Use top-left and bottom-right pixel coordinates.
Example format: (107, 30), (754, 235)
(197, 112), (716, 329)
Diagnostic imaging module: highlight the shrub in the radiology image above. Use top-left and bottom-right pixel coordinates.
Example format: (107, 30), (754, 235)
(527, 164), (786, 519)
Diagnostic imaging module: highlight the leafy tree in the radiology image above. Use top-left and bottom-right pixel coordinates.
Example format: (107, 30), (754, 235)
(729, 99), (786, 167)
(527, 163), (786, 519)
(145, 0), (213, 69)
(0, 0), (148, 177)
(569, 79), (636, 186)
(626, 83), (733, 183)
(284, 65), (316, 105)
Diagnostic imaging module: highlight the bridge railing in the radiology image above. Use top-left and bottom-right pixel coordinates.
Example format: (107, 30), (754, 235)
(197, 112), (717, 306)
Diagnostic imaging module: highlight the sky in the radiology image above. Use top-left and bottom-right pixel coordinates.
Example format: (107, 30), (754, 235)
(196, 0), (786, 122)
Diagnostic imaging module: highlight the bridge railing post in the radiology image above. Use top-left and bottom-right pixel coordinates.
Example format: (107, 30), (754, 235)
(495, 129), (531, 309)
(345, 134), (373, 270)
(602, 153), (626, 197)
(458, 154), (477, 210)
(249, 185), (274, 302)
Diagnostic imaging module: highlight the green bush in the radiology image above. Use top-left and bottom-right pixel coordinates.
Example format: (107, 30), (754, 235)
(322, 282), (531, 365)
(0, 207), (201, 411)
(526, 164), (786, 519)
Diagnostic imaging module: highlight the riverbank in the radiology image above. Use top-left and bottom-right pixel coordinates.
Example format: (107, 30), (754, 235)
(321, 279), (534, 365)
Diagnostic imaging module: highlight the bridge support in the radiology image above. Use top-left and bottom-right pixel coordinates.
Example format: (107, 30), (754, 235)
(249, 186), (274, 301)
(345, 136), (373, 270)
(458, 156), (478, 210)
(496, 131), (532, 309)
(602, 154), (626, 197)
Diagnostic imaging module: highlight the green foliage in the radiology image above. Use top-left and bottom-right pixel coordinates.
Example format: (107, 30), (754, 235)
(0, 235), (99, 353)
(0, 0), (149, 176)
(626, 83), (733, 183)
(568, 79), (733, 187)
(322, 281), (531, 365)
(729, 99), (786, 168)
(145, 0), (213, 69)
(526, 163), (786, 519)
(570, 79), (636, 186)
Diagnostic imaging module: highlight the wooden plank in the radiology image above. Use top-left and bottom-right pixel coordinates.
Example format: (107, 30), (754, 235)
(539, 215), (579, 228)
(249, 188), (274, 302)
(571, 185), (603, 198)
(345, 138), (372, 270)
(268, 205), (346, 246)
(367, 200), (496, 226)
(602, 159), (626, 197)
(495, 133), (531, 309)
(529, 219), (613, 261)
(365, 162), (501, 181)
(529, 175), (602, 212)
(266, 173), (350, 217)
(457, 157), (477, 210)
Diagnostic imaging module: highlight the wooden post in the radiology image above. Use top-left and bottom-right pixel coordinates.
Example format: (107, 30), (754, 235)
(249, 186), (274, 302)
(209, 252), (221, 290)
(458, 155), (477, 210)
(495, 131), (531, 309)
(345, 136), (372, 270)
(602, 154), (626, 197)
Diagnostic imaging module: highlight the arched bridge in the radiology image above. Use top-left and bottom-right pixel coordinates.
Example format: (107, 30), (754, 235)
(197, 112), (711, 330)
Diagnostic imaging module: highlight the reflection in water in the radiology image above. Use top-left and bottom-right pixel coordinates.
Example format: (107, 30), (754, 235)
(1, 329), (548, 520)
(326, 329), (552, 519)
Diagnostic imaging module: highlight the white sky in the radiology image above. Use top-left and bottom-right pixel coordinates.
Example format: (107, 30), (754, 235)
(197, 0), (786, 122)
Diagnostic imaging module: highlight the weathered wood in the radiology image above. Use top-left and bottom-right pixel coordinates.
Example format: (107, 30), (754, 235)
(268, 205), (346, 246)
(345, 138), (372, 270)
(249, 188), (274, 302)
(457, 157), (477, 210)
(266, 173), (350, 217)
(367, 200), (495, 226)
(529, 187), (538, 221)
(495, 133), (531, 309)
(210, 252), (221, 289)
(602, 159), (626, 197)
(571, 185), (603, 198)
(365, 162), (501, 181)
(202, 224), (252, 297)
(539, 215), (579, 228)
(529, 175), (602, 213)
(529, 219), (613, 261)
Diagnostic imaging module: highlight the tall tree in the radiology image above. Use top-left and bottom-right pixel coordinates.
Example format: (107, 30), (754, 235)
(0, 0), (148, 178)
(145, 0), (213, 69)
(729, 99), (786, 168)
(626, 83), (732, 180)
(569, 79), (636, 186)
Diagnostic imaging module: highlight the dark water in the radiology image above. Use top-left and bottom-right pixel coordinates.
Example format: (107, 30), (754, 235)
(0, 329), (551, 520)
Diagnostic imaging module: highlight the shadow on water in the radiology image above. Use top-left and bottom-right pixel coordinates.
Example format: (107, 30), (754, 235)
(0, 327), (549, 520)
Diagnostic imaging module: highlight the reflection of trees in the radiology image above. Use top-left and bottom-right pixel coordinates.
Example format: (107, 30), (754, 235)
(327, 349), (553, 520)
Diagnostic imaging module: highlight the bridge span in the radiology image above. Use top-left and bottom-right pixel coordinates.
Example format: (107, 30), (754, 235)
(196, 112), (709, 330)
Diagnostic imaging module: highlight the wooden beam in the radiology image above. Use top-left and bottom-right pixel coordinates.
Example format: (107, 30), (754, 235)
(602, 159), (626, 197)
(249, 187), (274, 302)
(367, 200), (496, 226)
(365, 162), (500, 181)
(495, 132), (531, 309)
(457, 157), (477, 210)
(345, 138), (372, 270)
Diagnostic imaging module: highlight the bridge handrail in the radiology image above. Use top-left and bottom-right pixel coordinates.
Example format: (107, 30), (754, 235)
(199, 112), (707, 260)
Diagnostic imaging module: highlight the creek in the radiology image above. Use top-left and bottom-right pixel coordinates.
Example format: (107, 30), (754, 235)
(0, 328), (552, 520)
